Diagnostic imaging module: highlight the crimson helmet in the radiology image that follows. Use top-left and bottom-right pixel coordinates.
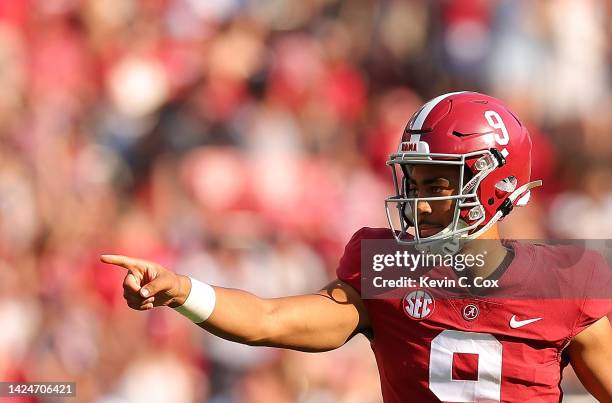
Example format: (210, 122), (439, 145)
(385, 91), (542, 248)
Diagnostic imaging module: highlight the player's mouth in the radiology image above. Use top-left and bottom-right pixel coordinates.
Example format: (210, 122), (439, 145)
(418, 224), (444, 238)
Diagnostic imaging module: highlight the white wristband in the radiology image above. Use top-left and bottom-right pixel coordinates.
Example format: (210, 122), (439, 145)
(173, 277), (216, 323)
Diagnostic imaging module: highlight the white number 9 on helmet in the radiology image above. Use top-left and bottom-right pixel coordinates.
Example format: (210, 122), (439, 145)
(484, 110), (510, 146)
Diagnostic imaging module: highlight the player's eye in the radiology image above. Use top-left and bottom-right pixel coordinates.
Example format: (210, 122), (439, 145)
(430, 186), (444, 194)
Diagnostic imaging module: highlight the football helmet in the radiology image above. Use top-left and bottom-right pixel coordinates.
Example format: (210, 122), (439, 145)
(385, 91), (542, 250)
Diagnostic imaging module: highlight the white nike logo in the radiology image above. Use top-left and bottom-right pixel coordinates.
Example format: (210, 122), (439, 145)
(509, 315), (542, 328)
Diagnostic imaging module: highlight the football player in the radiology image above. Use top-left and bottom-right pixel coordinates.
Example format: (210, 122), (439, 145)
(102, 92), (612, 402)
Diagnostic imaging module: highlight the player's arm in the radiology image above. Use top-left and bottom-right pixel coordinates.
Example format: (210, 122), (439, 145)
(100, 255), (371, 353)
(199, 280), (370, 352)
(567, 315), (612, 402)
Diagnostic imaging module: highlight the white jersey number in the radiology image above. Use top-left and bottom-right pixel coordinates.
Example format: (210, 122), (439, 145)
(429, 330), (502, 402)
(484, 110), (510, 146)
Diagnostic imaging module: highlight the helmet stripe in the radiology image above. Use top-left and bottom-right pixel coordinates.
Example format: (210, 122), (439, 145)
(410, 91), (467, 130)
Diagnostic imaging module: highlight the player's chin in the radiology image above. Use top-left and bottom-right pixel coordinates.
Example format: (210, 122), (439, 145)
(418, 225), (444, 238)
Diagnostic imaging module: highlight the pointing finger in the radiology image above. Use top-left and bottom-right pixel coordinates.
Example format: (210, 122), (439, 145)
(101, 255), (152, 277)
(101, 254), (140, 268)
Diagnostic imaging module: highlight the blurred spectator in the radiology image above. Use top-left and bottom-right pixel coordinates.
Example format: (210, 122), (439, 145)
(0, 1), (609, 402)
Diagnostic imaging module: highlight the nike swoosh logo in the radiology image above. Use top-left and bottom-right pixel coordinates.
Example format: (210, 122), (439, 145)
(509, 315), (542, 328)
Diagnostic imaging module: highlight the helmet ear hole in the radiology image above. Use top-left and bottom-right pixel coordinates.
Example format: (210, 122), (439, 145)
(495, 176), (517, 199)
(495, 176), (517, 192)
(488, 197), (495, 205)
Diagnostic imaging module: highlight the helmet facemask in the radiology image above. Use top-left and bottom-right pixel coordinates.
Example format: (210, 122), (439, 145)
(385, 149), (504, 252)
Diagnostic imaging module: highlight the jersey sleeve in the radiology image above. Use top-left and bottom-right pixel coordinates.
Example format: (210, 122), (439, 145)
(572, 250), (612, 335)
(336, 227), (367, 295)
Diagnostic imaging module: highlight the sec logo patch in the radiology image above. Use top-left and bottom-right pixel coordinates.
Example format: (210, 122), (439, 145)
(403, 290), (435, 320)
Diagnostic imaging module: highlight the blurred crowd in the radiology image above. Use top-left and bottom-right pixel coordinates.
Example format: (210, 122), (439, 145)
(0, 0), (610, 402)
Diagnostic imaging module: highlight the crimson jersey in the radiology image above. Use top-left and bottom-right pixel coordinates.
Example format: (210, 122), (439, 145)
(337, 227), (611, 403)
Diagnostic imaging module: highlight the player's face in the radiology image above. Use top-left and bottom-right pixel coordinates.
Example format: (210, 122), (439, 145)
(407, 164), (461, 238)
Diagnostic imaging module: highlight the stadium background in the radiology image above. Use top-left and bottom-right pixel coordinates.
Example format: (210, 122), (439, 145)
(0, 0), (610, 402)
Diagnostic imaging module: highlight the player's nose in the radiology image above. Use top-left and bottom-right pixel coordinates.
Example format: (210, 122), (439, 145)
(416, 199), (432, 215)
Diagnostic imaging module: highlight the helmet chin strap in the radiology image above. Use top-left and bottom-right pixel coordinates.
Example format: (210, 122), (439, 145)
(465, 179), (542, 241)
(413, 180), (543, 254)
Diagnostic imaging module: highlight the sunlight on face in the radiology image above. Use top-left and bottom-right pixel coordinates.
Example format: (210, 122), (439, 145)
(406, 164), (461, 237)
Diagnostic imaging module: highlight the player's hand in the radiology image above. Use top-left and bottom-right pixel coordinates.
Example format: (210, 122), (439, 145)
(100, 255), (190, 310)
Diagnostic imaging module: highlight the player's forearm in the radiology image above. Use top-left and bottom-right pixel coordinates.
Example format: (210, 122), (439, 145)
(173, 277), (363, 352)
(181, 284), (276, 346)
(192, 288), (347, 352)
